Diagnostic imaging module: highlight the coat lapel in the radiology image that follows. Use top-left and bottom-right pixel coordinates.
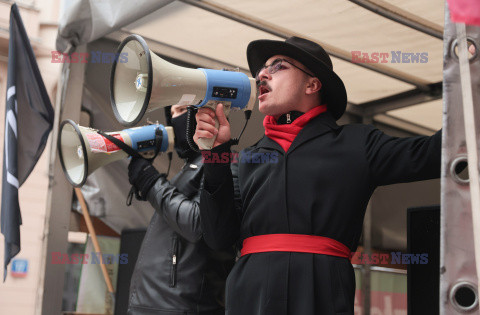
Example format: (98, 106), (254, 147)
(287, 112), (340, 154)
(256, 133), (285, 153)
(255, 111), (340, 154)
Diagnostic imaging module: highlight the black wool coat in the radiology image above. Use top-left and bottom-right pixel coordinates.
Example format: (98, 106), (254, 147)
(200, 111), (441, 315)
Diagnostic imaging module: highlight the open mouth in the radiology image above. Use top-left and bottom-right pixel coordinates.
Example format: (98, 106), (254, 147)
(259, 85), (270, 96)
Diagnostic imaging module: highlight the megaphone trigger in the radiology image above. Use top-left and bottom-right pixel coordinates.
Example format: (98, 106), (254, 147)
(195, 101), (232, 150)
(196, 104), (219, 150)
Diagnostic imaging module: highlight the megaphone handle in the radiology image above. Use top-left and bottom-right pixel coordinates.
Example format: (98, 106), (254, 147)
(198, 100), (232, 150)
(197, 113), (219, 150)
(197, 102), (230, 150)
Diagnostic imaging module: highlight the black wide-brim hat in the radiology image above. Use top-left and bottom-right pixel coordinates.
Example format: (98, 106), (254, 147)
(247, 36), (347, 120)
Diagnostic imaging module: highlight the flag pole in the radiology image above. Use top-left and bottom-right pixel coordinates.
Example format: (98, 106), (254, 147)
(74, 188), (116, 305)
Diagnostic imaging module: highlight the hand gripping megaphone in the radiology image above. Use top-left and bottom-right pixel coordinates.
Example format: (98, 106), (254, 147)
(58, 119), (174, 187)
(110, 34), (257, 150)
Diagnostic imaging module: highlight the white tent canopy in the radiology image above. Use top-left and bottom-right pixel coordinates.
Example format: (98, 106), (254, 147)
(57, 0), (445, 132)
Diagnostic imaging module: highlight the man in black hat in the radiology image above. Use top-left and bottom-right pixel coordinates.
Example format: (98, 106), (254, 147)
(194, 37), (441, 314)
(126, 105), (235, 315)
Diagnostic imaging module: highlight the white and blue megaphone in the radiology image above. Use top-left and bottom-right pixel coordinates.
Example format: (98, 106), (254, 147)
(58, 119), (174, 187)
(110, 34), (257, 150)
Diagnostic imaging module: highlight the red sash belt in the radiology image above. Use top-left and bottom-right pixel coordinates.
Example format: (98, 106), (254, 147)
(240, 234), (351, 259)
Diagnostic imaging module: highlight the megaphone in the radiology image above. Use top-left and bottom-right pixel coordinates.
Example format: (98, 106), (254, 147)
(110, 34), (257, 149)
(58, 119), (174, 187)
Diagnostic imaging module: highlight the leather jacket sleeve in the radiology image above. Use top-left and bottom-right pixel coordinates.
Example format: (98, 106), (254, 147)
(146, 176), (202, 243)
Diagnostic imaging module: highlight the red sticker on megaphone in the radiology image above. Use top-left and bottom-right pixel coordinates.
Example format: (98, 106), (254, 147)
(86, 133), (124, 153)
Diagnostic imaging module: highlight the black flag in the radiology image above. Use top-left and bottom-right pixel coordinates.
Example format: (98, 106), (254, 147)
(1, 3), (54, 281)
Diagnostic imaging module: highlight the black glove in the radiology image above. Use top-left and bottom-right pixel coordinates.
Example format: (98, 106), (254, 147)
(128, 157), (163, 201)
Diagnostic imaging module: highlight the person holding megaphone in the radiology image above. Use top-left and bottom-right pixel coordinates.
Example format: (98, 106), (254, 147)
(194, 36), (442, 314)
(126, 105), (235, 315)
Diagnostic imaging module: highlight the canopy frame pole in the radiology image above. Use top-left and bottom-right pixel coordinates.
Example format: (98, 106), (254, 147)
(347, 0), (443, 39)
(179, 0), (431, 90)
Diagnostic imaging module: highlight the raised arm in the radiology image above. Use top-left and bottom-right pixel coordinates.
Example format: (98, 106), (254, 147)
(364, 125), (442, 186)
(128, 158), (202, 243)
(147, 175), (203, 243)
(200, 144), (241, 250)
(194, 104), (242, 250)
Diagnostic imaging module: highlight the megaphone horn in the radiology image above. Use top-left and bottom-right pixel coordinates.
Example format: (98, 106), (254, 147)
(110, 34), (257, 149)
(58, 119), (174, 187)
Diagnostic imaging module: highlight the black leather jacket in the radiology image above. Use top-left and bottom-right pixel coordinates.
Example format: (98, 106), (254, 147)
(127, 155), (235, 315)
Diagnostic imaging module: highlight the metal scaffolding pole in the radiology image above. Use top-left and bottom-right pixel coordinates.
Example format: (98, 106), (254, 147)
(440, 2), (480, 313)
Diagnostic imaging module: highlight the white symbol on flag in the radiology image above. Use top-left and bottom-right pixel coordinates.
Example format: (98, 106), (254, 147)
(5, 86), (19, 188)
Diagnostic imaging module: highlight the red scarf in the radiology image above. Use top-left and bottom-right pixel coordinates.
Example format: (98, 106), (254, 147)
(263, 105), (327, 152)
